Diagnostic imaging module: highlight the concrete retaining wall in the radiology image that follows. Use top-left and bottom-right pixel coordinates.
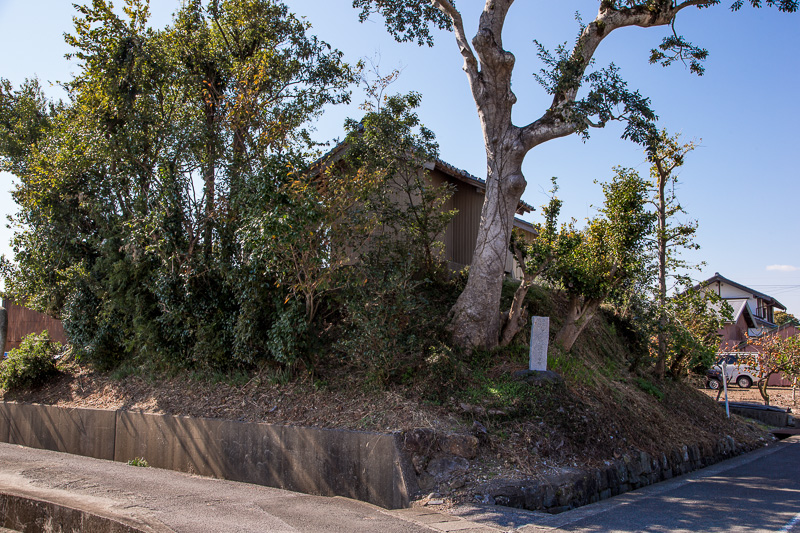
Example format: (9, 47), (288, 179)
(0, 403), (116, 460)
(727, 404), (791, 427)
(0, 403), (415, 509)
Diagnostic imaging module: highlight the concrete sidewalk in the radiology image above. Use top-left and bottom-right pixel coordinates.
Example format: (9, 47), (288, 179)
(1, 439), (784, 533)
(0, 443), (509, 533)
(0, 443), (439, 532)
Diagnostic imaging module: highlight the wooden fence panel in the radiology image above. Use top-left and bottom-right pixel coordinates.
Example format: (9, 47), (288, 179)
(1, 299), (67, 354)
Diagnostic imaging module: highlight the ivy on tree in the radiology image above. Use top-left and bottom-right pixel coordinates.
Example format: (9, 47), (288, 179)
(499, 178), (579, 347)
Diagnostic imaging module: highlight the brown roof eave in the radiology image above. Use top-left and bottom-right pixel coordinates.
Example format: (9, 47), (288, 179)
(430, 159), (534, 214)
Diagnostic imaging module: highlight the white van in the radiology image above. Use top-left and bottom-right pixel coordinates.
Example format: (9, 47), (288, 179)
(712, 352), (761, 388)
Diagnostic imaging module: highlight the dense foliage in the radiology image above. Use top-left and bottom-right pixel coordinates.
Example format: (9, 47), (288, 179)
(544, 168), (654, 352)
(0, 0), (453, 379)
(0, 0), (358, 372)
(2, 0), (781, 387)
(0, 331), (61, 391)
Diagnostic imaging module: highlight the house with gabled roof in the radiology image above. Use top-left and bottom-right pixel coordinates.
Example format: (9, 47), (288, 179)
(315, 141), (537, 280)
(695, 272), (786, 352)
(698, 272), (787, 344)
(698, 273), (792, 386)
(708, 297), (759, 352)
(423, 157), (536, 278)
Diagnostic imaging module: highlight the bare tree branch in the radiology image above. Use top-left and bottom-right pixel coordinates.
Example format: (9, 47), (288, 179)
(430, 0), (480, 93)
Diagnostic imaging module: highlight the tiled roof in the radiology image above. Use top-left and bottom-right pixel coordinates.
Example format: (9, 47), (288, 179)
(430, 158), (534, 214)
(710, 298), (756, 328)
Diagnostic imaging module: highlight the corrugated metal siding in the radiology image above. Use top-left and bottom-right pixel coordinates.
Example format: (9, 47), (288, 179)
(2, 299), (67, 354)
(437, 169), (483, 268)
(426, 171), (454, 262)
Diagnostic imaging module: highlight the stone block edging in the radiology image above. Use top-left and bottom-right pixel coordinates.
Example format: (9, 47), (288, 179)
(473, 434), (760, 513)
(0, 402), (415, 509)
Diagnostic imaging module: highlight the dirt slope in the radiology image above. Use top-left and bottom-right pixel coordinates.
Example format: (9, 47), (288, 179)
(0, 298), (776, 505)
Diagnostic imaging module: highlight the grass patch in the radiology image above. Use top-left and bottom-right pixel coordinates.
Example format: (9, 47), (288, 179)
(634, 377), (664, 401)
(549, 349), (593, 386)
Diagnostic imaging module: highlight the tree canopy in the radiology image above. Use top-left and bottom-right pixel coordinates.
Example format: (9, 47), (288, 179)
(0, 0), (355, 370)
(0, 0), (459, 381)
(353, 0), (798, 350)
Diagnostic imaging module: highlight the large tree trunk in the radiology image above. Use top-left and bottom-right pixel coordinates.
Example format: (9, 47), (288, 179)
(432, 0), (684, 350)
(554, 296), (601, 352)
(202, 102), (216, 261)
(449, 148), (526, 349)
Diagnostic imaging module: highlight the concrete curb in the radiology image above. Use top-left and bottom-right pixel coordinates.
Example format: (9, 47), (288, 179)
(390, 507), (504, 532)
(0, 402), (415, 509)
(724, 402), (793, 427)
(0, 491), (167, 533)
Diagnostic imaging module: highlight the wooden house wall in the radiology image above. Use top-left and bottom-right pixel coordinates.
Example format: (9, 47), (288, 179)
(718, 317), (748, 351)
(773, 324), (799, 340)
(2, 299), (67, 354)
(429, 168), (534, 279)
(432, 169), (484, 269)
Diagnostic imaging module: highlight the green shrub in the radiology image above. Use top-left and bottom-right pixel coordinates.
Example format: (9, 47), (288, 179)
(265, 301), (307, 365)
(0, 331), (61, 391)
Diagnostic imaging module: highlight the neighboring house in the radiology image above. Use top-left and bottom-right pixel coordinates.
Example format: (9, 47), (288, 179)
(1, 298), (67, 355)
(710, 297), (759, 352)
(698, 272), (787, 350)
(698, 273), (793, 386)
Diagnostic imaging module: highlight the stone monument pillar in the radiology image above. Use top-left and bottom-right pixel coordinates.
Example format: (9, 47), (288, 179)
(529, 316), (549, 371)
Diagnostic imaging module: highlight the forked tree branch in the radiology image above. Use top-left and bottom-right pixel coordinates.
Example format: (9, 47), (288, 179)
(520, 1), (709, 151)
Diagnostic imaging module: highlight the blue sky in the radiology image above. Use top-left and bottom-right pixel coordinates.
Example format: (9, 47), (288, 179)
(1, 1), (799, 313)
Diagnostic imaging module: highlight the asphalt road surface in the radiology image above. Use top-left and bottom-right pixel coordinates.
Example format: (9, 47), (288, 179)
(2, 437), (800, 532)
(454, 435), (800, 533)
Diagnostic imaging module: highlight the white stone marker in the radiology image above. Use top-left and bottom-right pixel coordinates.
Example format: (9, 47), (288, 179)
(529, 316), (550, 371)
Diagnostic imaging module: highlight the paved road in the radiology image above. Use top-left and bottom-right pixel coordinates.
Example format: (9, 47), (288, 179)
(446, 437), (800, 533)
(2, 438), (799, 532)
